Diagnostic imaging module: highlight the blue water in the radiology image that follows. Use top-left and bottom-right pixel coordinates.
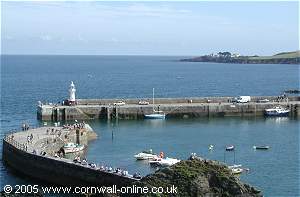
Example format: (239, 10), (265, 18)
(1, 55), (299, 196)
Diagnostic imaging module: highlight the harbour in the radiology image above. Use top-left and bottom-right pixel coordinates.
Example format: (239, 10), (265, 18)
(1, 55), (299, 196)
(1, 1), (300, 195)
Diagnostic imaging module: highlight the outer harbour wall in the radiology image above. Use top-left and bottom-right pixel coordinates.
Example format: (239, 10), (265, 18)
(37, 96), (300, 121)
(2, 139), (136, 187)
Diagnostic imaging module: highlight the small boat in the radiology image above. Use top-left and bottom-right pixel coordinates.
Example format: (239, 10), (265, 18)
(226, 145), (235, 151)
(144, 113), (166, 119)
(149, 157), (180, 167)
(208, 144), (214, 151)
(229, 164), (244, 175)
(144, 88), (166, 119)
(63, 142), (85, 154)
(134, 149), (158, 160)
(264, 106), (290, 117)
(253, 145), (270, 150)
(231, 167), (244, 174)
(228, 164), (242, 169)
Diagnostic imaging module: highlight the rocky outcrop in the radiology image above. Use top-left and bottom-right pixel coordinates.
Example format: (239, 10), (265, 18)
(133, 157), (262, 197)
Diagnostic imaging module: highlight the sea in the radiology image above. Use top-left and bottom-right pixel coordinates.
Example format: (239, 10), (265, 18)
(0, 55), (299, 196)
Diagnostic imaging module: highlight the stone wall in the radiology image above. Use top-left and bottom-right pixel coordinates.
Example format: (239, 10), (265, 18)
(38, 96), (300, 120)
(2, 140), (136, 187)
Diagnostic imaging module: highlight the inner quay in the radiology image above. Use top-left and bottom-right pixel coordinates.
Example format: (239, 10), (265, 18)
(37, 96), (300, 121)
(2, 123), (140, 187)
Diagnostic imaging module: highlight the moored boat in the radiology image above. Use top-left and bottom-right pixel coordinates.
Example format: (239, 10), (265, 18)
(231, 167), (244, 174)
(226, 145), (235, 151)
(63, 142), (85, 154)
(149, 157), (180, 167)
(253, 145), (270, 150)
(144, 113), (166, 119)
(229, 164), (244, 175)
(134, 149), (159, 160)
(144, 88), (166, 119)
(264, 106), (290, 117)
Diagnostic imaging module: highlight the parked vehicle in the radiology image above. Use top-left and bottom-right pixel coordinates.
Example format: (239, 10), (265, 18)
(113, 101), (126, 106)
(234, 96), (251, 103)
(138, 100), (149, 105)
(258, 99), (270, 103)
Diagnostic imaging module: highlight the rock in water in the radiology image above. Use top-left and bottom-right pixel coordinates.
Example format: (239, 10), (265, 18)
(134, 158), (262, 197)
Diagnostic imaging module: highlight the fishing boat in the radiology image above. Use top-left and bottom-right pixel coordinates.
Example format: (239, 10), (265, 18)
(63, 142), (85, 154)
(134, 149), (158, 160)
(264, 106), (290, 117)
(253, 145), (270, 150)
(144, 88), (166, 119)
(149, 157), (180, 167)
(226, 145), (235, 151)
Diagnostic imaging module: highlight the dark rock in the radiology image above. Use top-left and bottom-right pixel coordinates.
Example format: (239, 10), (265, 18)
(133, 158), (262, 197)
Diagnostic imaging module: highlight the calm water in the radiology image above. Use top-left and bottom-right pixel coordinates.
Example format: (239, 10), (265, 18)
(0, 55), (299, 196)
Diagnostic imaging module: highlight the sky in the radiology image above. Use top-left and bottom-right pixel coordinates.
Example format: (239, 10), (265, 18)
(1, 1), (299, 56)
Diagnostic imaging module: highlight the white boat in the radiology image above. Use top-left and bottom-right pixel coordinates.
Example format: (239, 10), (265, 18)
(144, 113), (166, 119)
(144, 88), (166, 119)
(149, 157), (180, 167)
(134, 149), (158, 160)
(231, 167), (244, 174)
(226, 145), (235, 151)
(63, 142), (85, 154)
(228, 164), (242, 169)
(229, 164), (244, 175)
(265, 106), (290, 116)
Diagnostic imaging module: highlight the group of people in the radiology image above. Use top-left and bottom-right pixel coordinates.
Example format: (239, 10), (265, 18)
(62, 121), (86, 130)
(46, 128), (62, 137)
(22, 123), (30, 131)
(72, 156), (138, 178)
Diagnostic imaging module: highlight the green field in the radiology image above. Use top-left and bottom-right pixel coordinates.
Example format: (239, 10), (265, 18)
(249, 50), (300, 60)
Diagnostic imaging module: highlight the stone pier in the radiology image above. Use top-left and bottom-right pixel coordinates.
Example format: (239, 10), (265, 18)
(37, 96), (300, 121)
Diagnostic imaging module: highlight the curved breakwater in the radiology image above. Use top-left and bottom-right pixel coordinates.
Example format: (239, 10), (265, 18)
(2, 125), (139, 187)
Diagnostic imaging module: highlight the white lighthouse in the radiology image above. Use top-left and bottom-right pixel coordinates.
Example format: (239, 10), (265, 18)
(69, 81), (76, 103)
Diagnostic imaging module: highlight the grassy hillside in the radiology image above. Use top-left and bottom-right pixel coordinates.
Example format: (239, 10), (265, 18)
(249, 50), (300, 60)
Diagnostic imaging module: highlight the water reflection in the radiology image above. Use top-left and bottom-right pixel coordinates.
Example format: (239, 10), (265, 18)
(143, 119), (166, 127)
(265, 117), (289, 124)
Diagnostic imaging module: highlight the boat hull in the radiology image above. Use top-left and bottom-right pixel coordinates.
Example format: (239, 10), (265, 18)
(264, 112), (289, 117)
(64, 145), (85, 154)
(144, 114), (166, 119)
